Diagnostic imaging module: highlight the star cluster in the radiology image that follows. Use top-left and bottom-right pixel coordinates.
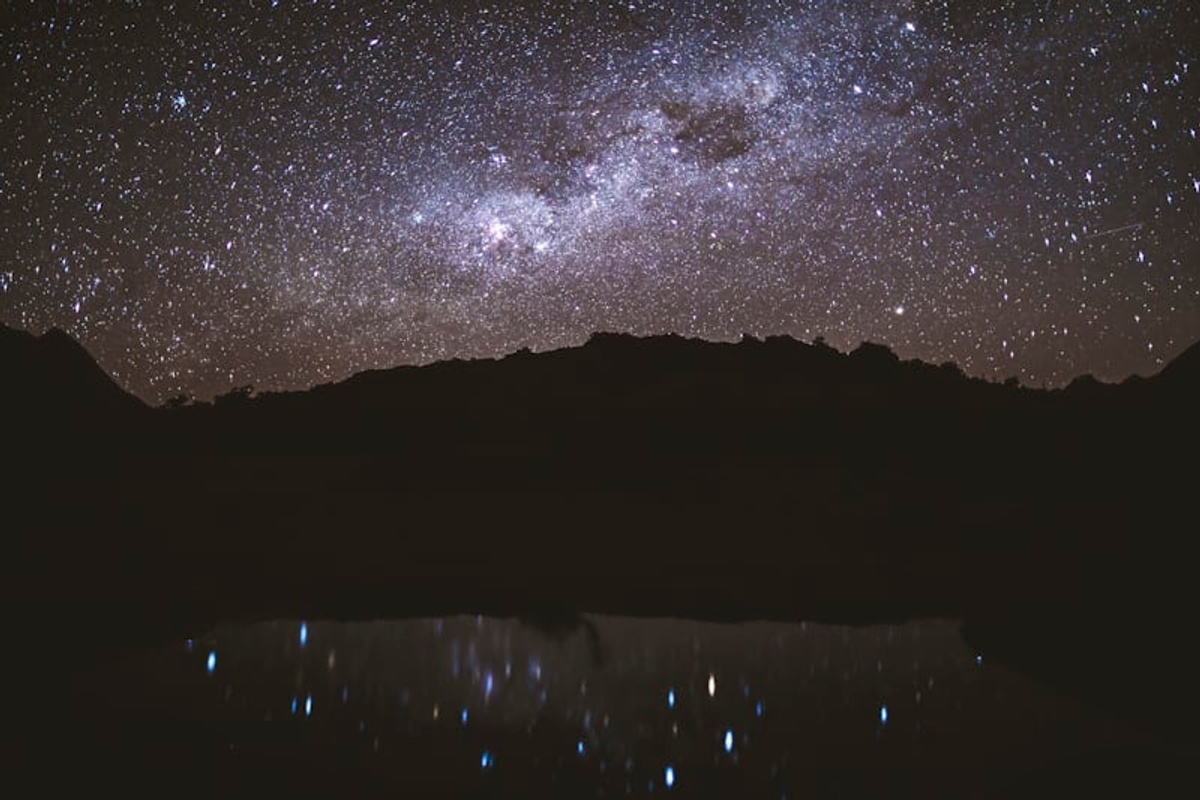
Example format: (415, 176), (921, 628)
(2, 1), (1198, 401)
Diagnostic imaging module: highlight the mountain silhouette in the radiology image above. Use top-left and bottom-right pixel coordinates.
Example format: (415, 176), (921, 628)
(2, 324), (1199, 731)
(0, 325), (146, 425)
(3, 322), (1196, 429)
(1144, 337), (1200, 399)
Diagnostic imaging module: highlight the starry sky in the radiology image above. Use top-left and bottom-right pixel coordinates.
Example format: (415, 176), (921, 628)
(2, 1), (1198, 402)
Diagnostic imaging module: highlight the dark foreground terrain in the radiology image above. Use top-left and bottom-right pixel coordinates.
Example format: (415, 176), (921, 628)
(2, 324), (1199, 794)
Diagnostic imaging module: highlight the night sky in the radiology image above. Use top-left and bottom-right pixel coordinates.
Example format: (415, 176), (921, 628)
(2, 1), (1198, 402)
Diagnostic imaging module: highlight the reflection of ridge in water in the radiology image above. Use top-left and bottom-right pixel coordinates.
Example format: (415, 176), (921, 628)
(54, 615), (1165, 795)
(518, 610), (606, 665)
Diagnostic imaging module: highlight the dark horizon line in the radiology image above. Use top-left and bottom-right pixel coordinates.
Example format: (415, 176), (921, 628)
(3, 320), (1196, 408)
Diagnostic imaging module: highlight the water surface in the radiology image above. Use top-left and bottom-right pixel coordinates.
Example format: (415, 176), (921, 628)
(32, 615), (1173, 795)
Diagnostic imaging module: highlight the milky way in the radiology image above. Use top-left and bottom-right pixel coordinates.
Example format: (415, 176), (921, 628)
(2, 2), (1198, 401)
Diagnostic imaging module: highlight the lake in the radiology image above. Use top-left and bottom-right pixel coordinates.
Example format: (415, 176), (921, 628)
(3, 615), (1187, 796)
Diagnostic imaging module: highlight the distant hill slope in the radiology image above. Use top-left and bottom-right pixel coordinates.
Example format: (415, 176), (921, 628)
(4, 323), (1195, 431)
(165, 332), (1053, 434)
(178, 330), (1200, 429)
(0, 325), (146, 425)
(1144, 337), (1200, 398)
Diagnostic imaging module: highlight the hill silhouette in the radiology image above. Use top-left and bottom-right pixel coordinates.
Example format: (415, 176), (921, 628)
(1143, 336), (1200, 398)
(2, 324), (1199, 731)
(0, 325), (147, 423)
